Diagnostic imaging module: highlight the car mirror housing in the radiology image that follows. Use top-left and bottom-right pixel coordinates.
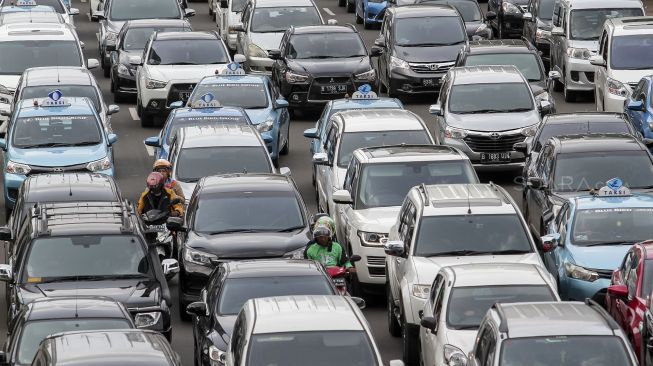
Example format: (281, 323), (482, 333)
(527, 177), (547, 190)
(540, 233), (560, 252)
(384, 240), (405, 257)
(0, 264), (12, 282)
(107, 133), (118, 145)
(162, 259), (180, 277)
(627, 99), (645, 112)
(303, 128), (318, 139)
(588, 55), (606, 67)
(275, 99), (289, 109)
(107, 104), (120, 115)
(551, 27), (564, 36)
(186, 301), (208, 317)
(332, 189), (353, 204)
(429, 104), (442, 115)
(87, 59), (100, 69)
(166, 216), (186, 232)
(312, 152), (330, 166)
(144, 136), (161, 147)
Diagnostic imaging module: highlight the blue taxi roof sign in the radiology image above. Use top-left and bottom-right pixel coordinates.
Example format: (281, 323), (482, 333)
(351, 84), (378, 100)
(219, 62), (246, 76)
(596, 177), (631, 197)
(38, 90), (70, 107)
(190, 92), (221, 108)
(16, 0), (37, 6)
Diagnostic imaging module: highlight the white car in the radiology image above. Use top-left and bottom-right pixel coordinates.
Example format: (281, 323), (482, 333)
(418, 263), (559, 366)
(313, 109), (434, 217)
(0, 0), (79, 25)
(135, 30), (243, 127)
(384, 183), (544, 365)
(210, 0), (247, 51)
(331, 144), (478, 292)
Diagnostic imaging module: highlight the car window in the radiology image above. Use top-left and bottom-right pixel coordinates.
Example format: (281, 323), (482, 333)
(250, 6), (321, 33)
(12, 115), (102, 149)
(627, 251), (640, 297)
(286, 33), (366, 59)
(0, 41), (82, 75)
(432, 275), (445, 321)
(147, 39), (229, 65)
(570, 8), (643, 41)
(109, 0), (181, 20)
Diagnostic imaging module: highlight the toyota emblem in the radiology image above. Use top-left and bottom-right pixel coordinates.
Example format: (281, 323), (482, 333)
(330, 78), (335, 83)
(489, 132), (501, 140)
(428, 64), (439, 71)
(53, 168), (63, 173)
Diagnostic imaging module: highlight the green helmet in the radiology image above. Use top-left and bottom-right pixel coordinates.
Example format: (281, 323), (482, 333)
(315, 215), (336, 234)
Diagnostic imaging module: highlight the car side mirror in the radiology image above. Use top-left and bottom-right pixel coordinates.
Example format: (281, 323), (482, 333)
(627, 99), (645, 112)
(162, 259), (179, 277)
(87, 59), (100, 70)
(540, 233), (560, 252)
(105, 44), (116, 52)
(0, 264), (12, 282)
(169, 100), (184, 109)
(220, 0), (228, 8)
(429, 104), (442, 115)
(420, 316), (437, 332)
(107, 133), (118, 145)
(128, 55), (143, 66)
(589, 55), (605, 67)
(107, 104), (120, 115)
(332, 189), (353, 204)
(521, 12), (533, 21)
(350, 255), (361, 263)
(184, 8), (196, 17)
(69, 7), (80, 15)
(539, 100), (553, 115)
(144, 136), (161, 147)
(351, 296), (366, 309)
(233, 54), (246, 64)
(94, 10), (105, 20)
(548, 70), (561, 80)
(374, 37), (386, 48)
(0, 226), (10, 241)
(166, 216), (186, 232)
(486, 11), (497, 20)
(551, 26), (564, 36)
(275, 99), (289, 109)
(607, 284), (629, 299)
(370, 46), (383, 57)
(262, 134), (273, 143)
(186, 301), (209, 317)
(268, 49), (281, 60)
(303, 128), (318, 139)
(279, 167), (291, 176)
(229, 23), (245, 32)
(384, 240), (405, 257)
(513, 141), (530, 155)
(312, 152), (330, 166)
(527, 177), (547, 190)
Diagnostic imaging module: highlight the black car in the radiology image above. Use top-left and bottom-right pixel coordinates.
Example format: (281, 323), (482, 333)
(522, 134), (653, 240)
(32, 330), (181, 366)
(270, 24), (379, 111)
(187, 259), (337, 366)
(0, 202), (177, 340)
(413, 0), (496, 40)
(1, 297), (134, 366)
(109, 19), (192, 102)
(374, 5), (466, 97)
(522, 0), (555, 67)
(455, 39), (556, 113)
(175, 173), (311, 317)
(488, 0), (529, 38)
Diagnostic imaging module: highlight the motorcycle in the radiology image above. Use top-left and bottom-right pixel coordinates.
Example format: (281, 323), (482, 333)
(327, 255), (361, 296)
(141, 198), (183, 280)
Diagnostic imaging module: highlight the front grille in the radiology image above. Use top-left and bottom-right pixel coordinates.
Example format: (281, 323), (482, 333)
(308, 77), (354, 101)
(167, 83), (196, 106)
(409, 62), (454, 74)
(367, 256), (385, 267)
(629, 82), (639, 89)
(463, 133), (525, 153)
(27, 163), (89, 176)
(591, 268), (613, 279)
(585, 71), (594, 83)
(368, 266), (385, 276)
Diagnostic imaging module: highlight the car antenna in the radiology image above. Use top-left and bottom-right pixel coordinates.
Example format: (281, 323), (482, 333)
(74, 276), (79, 318)
(465, 185), (472, 215)
(587, 120), (590, 134)
(68, 174), (73, 196)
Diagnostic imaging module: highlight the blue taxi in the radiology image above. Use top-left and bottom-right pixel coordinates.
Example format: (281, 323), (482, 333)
(0, 3), (56, 14)
(540, 178), (653, 304)
(0, 92), (117, 210)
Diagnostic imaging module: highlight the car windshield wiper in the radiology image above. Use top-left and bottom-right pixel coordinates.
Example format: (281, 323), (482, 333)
(584, 241), (637, 247)
(274, 225), (305, 232)
(421, 250), (494, 257)
(458, 109), (511, 114)
(168, 62), (198, 65)
(21, 142), (80, 148)
(308, 55), (341, 59)
(403, 41), (464, 47)
(204, 228), (268, 235)
(33, 274), (148, 284)
(452, 325), (479, 330)
(488, 249), (532, 254)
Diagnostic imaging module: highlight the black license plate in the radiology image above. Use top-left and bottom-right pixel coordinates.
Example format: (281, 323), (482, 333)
(422, 78), (440, 87)
(321, 84), (347, 94)
(480, 152), (511, 163)
(179, 92), (192, 101)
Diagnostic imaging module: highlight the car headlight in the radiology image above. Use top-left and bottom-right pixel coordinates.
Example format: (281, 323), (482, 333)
(134, 311), (161, 328)
(567, 47), (591, 60)
(0, 84), (11, 104)
(184, 247), (217, 266)
(285, 70), (309, 84)
(390, 56), (409, 71)
(256, 119), (275, 133)
(521, 124), (538, 137)
(536, 28), (552, 42)
(6, 161), (31, 175)
(145, 77), (167, 89)
(607, 77), (629, 98)
(86, 157), (112, 172)
(358, 231), (387, 247)
(117, 63), (130, 76)
(248, 43), (268, 58)
(444, 344), (468, 366)
(209, 345), (227, 365)
(565, 262), (599, 282)
(444, 126), (467, 139)
(354, 69), (376, 82)
(411, 284), (430, 299)
(105, 31), (118, 45)
(502, 2), (520, 13)
(284, 247), (305, 259)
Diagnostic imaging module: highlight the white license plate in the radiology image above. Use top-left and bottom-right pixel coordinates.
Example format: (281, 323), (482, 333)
(422, 78), (439, 87)
(321, 84), (347, 94)
(149, 224), (167, 232)
(480, 152), (511, 163)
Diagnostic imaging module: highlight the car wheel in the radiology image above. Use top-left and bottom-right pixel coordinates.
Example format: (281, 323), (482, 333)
(163, 329), (172, 342)
(110, 72), (115, 93)
(101, 54), (110, 78)
(114, 90), (126, 104)
(401, 317), (419, 365)
(563, 82), (575, 102)
(363, 15), (372, 29)
(346, 0), (354, 13)
(387, 286), (401, 337)
(140, 103), (154, 127)
(338, 0), (345, 7)
(311, 165), (316, 186)
(5, 207), (12, 222)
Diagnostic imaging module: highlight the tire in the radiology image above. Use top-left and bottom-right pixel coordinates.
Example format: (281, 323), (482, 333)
(139, 100), (154, 127)
(350, 274), (362, 297)
(114, 90), (126, 104)
(338, 0), (345, 7)
(552, 74), (564, 92)
(387, 287), (401, 337)
(364, 17), (372, 29)
(101, 54), (110, 78)
(564, 82), (575, 102)
(346, 0), (354, 13)
(402, 319), (419, 365)
(4, 207), (12, 222)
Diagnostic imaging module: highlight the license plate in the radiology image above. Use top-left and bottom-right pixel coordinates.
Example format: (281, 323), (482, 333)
(480, 152), (511, 163)
(148, 224), (167, 232)
(422, 78), (439, 87)
(332, 278), (346, 285)
(179, 92), (191, 100)
(320, 84), (347, 94)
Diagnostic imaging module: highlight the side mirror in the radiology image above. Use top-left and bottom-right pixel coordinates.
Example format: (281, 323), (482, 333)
(429, 104), (442, 116)
(384, 240), (405, 257)
(233, 54), (246, 64)
(540, 233), (560, 252)
(420, 316), (437, 332)
(161, 258), (180, 277)
(0, 226), (10, 241)
(186, 301), (209, 317)
(220, 0), (228, 8)
(87, 59), (100, 70)
(389, 360), (405, 366)
(94, 10), (105, 20)
(351, 297), (366, 309)
(275, 99), (289, 109)
(513, 141), (530, 155)
(144, 136), (161, 147)
(184, 8), (196, 17)
(0, 139), (6, 151)
(312, 152), (329, 166)
(80, 41), (86, 49)
(607, 284), (629, 298)
(627, 99), (645, 112)
(527, 177), (547, 190)
(303, 128), (318, 139)
(107, 133), (118, 145)
(486, 11), (497, 20)
(539, 100), (552, 114)
(105, 44), (115, 52)
(169, 100), (184, 109)
(350, 255), (361, 263)
(166, 216), (186, 232)
(0, 109), (10, 117)
(279, 167), (291, 176)
(0, 264), (12, 282)
(332, 189), (353, 204)
(551, 27), (564, 36)
(107, 104), (120, 115)
(589, 55), (605, 67)
(327, 19), (338, 25)
(128, 55), (143, 66)
(262, 133), (273, 143)
(69, 7), (80, 15)
(374, 37), (386, 48)
(548, 70), (561, 80)
(370, 46), (383, 57)
(522, 12), (533, 21)
(268, 49), (281, 60)
(229, 23), (245, 32)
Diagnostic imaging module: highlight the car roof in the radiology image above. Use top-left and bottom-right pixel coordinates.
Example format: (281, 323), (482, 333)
(254, 0), (315, 8)
(179, 125), (263, 148)
(123, 19), (190, 28)
(0, 22), (75, 40)
(451, 65), (526, 84)
(16, 97), (96, 117)
(23, 67), (94, 87)
(0, 11), (62, 24)
(225, 259), (325, 278)
(421, 183), (517, 215)
(26, 297), (129, 321)
(543, 112), (627, 125)
(446, 263), (551, 288)
(552, 134), (646, 153)
(568, 0), (643, 11)
(23, 173), (121, 204)
(252, 295), (363, 333)
(292, 25), (356, 34)
(198, 173), (293, 194)
(330, 97), (402, 110)
(608, 16), (653, 34)
(197, 74), (268, 85)
(334, 109), (426, 132)
(354, 144), (467, 163)
(466, 39), (534, 54)
(391, 4), (459, 17)
(574, 193), (653, 210)
(154, 30), (217, 41)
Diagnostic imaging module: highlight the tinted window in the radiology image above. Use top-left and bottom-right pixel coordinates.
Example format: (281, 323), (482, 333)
(414, 215), (532, 256)
(166, 116), (248, 144)
(123, 26), (187, 51)
(12, 115), (102, 148)
(176, 146), (271, 182)
(287, 33), (366, 59)
(395, 16), (465, 46)
(449, 83), (534, 113)
(109, 0), (181, 20)
(218, 276), (334, 315)
(419, 0), (481, 22)
(337, 130), (432, 168)
(570, 8), (643, 40)
(0, 41), (81, 75)
(571, 208), (653, 246)
(534, 122), (630, 152)
(610, 35), (653, 70)
(148, 39), (229, 65)
(232, 0), (247, 12)
(22, 86), (101, 112)
(464, 54), (543, 81)
(539, 0), (555, 20)
(250, 7), (321, 33)
(191, 83), (268, 109)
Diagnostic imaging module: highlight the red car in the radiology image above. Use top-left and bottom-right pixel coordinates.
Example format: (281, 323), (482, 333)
(606, 241), (653, 365)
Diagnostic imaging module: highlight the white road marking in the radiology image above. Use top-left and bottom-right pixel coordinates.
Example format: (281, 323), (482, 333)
(81, 0), (87, 2)
(129, 107), (140, 121)
(323, 7), (335, 16)
(145, 146), (155, 157)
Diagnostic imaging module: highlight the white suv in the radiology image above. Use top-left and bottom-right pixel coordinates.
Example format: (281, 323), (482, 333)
(331, 144), (478, 293)
(211, 0), (247, 51)
(384, 183), (544, 365)
(419, 263), (559, 366)
(591, 17), (653, 112)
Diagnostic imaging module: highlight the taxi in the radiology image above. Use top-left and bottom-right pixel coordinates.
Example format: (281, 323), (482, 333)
(0, 0), (78, 25)
(184, 63), (289, 164)
(540, 178), (653, 304)
(0, 4), (64, 25)
(0, 91), (117, 210)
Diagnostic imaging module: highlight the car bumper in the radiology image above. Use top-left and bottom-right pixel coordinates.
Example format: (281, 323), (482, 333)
(560, 276), (610, 304)
(443, 136), (527, 170)
(284, 80), (378, 109)
(565, 57), (595, 91)
(500, 13), (524, 37)
(114, 71), (137, 95)
(389, 67), (446, 94)
(350, 239), (386, 285)
(603, 91), (627, 113)
(140, 82), (197, 115)
(179, 260), (213, 303)
(247, 55), (273, 74)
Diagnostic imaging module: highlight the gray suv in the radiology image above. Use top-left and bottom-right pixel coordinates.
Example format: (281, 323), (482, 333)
(430, 65), (550, 170)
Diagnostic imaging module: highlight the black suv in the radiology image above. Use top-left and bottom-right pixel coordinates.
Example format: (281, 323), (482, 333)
(522, 0), (555, 67)
(413, 0), (496, 40)
(270, 24), (379, 110)
(488, 0), (529, 38)
(0, 202), (176, 340)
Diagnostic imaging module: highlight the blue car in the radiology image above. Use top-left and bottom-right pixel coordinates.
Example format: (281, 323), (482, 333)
(1, 93), (117, 210)
(0, 4), (56, 13)
(144, 103), (253, 160)
(624, 75), (653, 145)
(540, 178), (653, 304)
(355, 0), (388, 28)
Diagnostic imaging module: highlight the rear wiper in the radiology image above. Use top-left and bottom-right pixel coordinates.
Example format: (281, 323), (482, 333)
(275, 225), (305, 232)
(459, 109), (508, 114)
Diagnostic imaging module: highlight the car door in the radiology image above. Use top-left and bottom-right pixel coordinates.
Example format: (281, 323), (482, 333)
(550, 3), (563, 74)
(338, 158), (359, 248)
(420, 274), (445, 366)
(625, 80), (647, 132)
(544, 202), (568, 276)
(523, 0), (536, 42)
(624, 250), (641, 338)
(526, 144), (552, 235)
(316, 123), (338, 213)
(239, 3), (253, 61)
(396, 202), (417, 309)
(595, 30), (610, 109)
(388, 200), (415, 303)
(377, 14), (391, 85)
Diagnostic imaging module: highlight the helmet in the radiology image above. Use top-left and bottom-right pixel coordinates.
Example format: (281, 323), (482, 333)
(313, 224), (332, 239)
(147, 172), (165, 191)
(153, 159), (172, 171)
(314, 215), (336, 234)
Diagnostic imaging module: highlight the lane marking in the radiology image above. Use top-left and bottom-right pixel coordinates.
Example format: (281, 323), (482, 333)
(323, 7), (335, 16)
(145, 146), (155, 157)
(129, 107), (140, 121)
(81, 0), (87, 3)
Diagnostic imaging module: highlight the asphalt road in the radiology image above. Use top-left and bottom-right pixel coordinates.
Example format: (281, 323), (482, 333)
(0, 0), (597, 364)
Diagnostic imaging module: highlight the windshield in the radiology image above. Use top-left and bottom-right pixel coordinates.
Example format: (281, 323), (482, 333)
(22, 86), (101, 112)
(248, 331), (378, 366)
(24, 236), (150, 281)
(123, 26), (187, 51)
(218, 276), (333, 315)
(357, 161), (477, 209)
(449, 83), (534, 113)
(0, 12), (63, 24)
(109, 0), (181, 21)
(176, 146), (271, 182)
(191, 83), (268, 109)
(534, 122), (630, 152)
(148, 39), (229, 65)
(337, 130), (431, 168)
(193, 190), (304, 234)
(232, 0), (247, 12)
(552, 151), (653, 191)
(464, 54), (543, 81)
(18, 319), (132, 364)
(287, 33), (366, 59)
(571, 208), (653, 246)
(539, 0), (555, 20)
(414, 215), (532, 256)
(447, 285), (555, 329)
(0, 41), (81, 75)
(611, 34), (653, 70)
(500, 336), (631, 366)
(165, 116), (249, 144)
(12, 115), (102, 149)
(570, 8), (643, 40)
(18, 0), (64, 13)
(422, 0), (481, 22)
(395, 16), (465, 46)
(250, 6), (321, 33)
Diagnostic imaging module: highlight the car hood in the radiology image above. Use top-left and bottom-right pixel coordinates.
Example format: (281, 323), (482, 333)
(186, 230), (310, 258)
(250, 32), (284, 52)
(0, 75), (20, 91)
(352, 206), (400, 233)
(568, 39), (598, 53)
(611, 69), (653, 85)
(10, 144), (107, 167)
(445, 110), (540, 131)
(288, 57), (372, 77)
(445, 329), (478, 355)
(146, 64), (229, 83)
(394, 44), (463, 63)
(244, 107), (273, 124)
(567, 244), (632, 271)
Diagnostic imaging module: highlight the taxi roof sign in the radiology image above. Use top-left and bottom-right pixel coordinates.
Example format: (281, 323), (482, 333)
(16, 0), (37, 6)
(596, 177), (631, 197)
(219, 62), (246, 76)
(351, 84), (378, 100)
(190, 92), (221, 108)
(38, 90), (70, 107)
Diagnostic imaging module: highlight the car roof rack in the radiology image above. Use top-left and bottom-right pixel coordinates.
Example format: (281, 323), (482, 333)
(494, 302), (510, 335)
(418, 183), (430, 206)
(33, 200), (135, 236)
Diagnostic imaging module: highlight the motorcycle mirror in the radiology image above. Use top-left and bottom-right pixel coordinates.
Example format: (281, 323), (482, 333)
(350, 255), (362, 263)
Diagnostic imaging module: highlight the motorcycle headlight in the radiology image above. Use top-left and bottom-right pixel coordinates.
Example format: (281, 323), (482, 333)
(444, 126), (467, 139)
(502, 2), (520, 13)
(565, 262), (599, 282)
(354, 69), (377, 82)
(134, 311), (161, 328)
(390, 56), (409, 71)
(184, 247), (217, 266)
(117, 63), (130, 76)
(256, 119), (275, 133)
(105, 31), (118, 45)
(145, 77), (167, 89)
(358, 231), (387, 247)
(6, 161), (31, 175)
(536, 28), (552, 42)
(607, 77), (629, 98)
(411, 284), (430, 299)
(209, 345), (227, 365)
(521, 124), (538, 137)
(285, 70), (309, 84)
(86, 157), (112, 172)
(567, 47), (591, 60)
(284, 247), (305, 259)
(248, 43), (268, 58)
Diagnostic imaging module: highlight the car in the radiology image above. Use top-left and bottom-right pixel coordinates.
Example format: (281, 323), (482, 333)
(549, 0), (643, 102)
(0, 297), (135, 366)
(374, 5), (467, 97)
(521, 0), (556, 67)
(187, 73), (290, 163)
(13, 67), (119, 134)
(454, 39), (558, 112)
(187, 259), (339, 366)
(522, 134), (653, 240)
(418, 263), (559, 366)
(354, 0), (388, 29)
(385, 183), (544, 364)
(0, 4), (65, 25)
(540, 179), (653, 305)
(135, 31), (239, 126)
(624, 76), (653, 143)
(331, 145), (479, 294)
(593, 17), (653, 113)
(429, 65), (549, 170)
(211, 0), (247, 51)
(271, 24), (379, 111)
(0, 201), (178, 340)
(487, 0), (529, 38)
(176, 173), (311, 314)
(95, 0), (195, 77)
(230, 0), (324, 74)
(468, 301), (638, 366)
(109, 19), (192, 102)
(31, 330), (182, 366)
(224, 296), (392, 366)
(413, 0), (495, 40)
(606, 241), (653, 365)
(0, 0), (78, 25)
(311, 109), (435, 216)
(0, 95), (118, 210)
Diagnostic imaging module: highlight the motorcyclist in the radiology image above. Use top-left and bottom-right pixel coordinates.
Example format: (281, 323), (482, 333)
(137, 172), (184, 217)
(305, 224), (355, 272)
(152, 159), (185, 201)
